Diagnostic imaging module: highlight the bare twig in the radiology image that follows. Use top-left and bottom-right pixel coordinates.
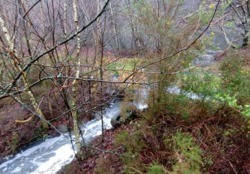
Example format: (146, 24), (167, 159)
(229, 160), (238, 174)
(23, 0), (42, 18)
(123, 0), (222, 83)
(2, 0), (111, 96)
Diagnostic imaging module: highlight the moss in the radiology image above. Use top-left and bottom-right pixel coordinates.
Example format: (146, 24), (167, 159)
(147, 162), (167, 174)
(170, 131), (203, 173)
(6, 132), (19, 152)
(119, 102), (136, 123)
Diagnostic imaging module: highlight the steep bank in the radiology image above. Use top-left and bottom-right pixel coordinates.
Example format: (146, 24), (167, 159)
(59, 48), (250, 174)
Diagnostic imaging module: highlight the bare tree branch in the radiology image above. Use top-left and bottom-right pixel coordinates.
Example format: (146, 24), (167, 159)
(123, 0), (222, 83)
(23, 0), (42, 18)
(2, 0), (111, 97)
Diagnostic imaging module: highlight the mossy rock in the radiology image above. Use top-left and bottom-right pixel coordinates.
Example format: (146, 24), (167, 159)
(111, 102), (138, 128)
(111, 115), (121, 128)
(119, 102), (137, 122)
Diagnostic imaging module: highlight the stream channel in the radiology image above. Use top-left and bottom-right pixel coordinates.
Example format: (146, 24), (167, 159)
(0, 91), (148, 174)
(0, 7), (244, 174)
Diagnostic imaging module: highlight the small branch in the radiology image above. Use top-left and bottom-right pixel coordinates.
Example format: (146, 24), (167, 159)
(3, 0), (111, 96)
(23, 0), (42, 19)
(11, 95), (69, 138)
(123, 0), (222, 83)
(15, 115), (34, 123)
(229, 160), (238, 174)
(220, 20), (238, 48)
(129, 167), (144, 174)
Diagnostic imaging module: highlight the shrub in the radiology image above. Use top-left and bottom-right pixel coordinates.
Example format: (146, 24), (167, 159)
(119, 102), (136, 123)
(180, 69), (221, 99)
(147, 162), (167, 174)
(115, 129), (146, 173)
(115, 130), (144, 153)
(220, 56), (250, 104)
(180, 56), (250, 119)
(169, 131), (203, 173)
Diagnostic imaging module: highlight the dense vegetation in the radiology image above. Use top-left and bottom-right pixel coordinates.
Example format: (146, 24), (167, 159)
(60, 46), (249, 174)
(0, 0), (249, 173)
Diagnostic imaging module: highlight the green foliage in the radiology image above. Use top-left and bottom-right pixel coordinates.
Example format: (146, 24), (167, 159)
(132, 0), (200, 54)
(180, 56), (250, 119)
(242, 105), (250, 117)
(107, 62), (119, 76)
(147, 162), (166, 174)
(224, 21), (237, 28)
(164, 94), (192, 120)
(115, 131), (129, 146)
(220, 57), (250, 103)
(115, 130), (144, 153)
(115, 129), (146, 173)
(197, 1), (228, 26)
(170, 131), (203, 173)
(219, 57), (250, 118)
(197, 2), (215, 25)
(121, 152), (144, 174)
(146, 87), (201, 124)
(181, 69), (221, 99)
(145, 90), (166, 123)
(106, 58), (141, 76)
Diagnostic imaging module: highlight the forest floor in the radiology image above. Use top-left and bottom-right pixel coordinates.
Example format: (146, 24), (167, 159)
(59, 106), (249, 173)
(0, 88), (116, 160)
(0, 51), (132, 160)
(59, 47), (250, 174)
(0, 47), (249, 172)
(59, 123), (132, 174)
(0, 98), (68, 159)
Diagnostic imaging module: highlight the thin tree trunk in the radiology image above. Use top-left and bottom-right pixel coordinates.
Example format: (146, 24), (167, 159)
(0, 15), (48, 129)
(71, 0), (82, 157)
(125, 0), (139, 52)
(110, 1), (120, 50)
(19, 0), (32, 57)
(64, 1), (68, 35)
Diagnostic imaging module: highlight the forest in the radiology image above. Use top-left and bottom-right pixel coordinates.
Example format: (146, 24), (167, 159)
(0, 0), (249, 173)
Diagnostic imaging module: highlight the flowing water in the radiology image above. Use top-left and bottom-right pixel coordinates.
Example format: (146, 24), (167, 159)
(0, 102), (120, 174)
(0, 1), (243, 173)
(0, 88), (148, 174)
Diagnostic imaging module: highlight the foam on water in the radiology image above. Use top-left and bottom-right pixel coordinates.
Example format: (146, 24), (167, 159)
(0, 102), (122, 174)
(31, 143), (74, 174)
(1, 86), (199, 174)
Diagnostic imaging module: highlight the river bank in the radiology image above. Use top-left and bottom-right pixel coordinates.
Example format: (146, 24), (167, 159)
(59, 102), (249, 173)
(0, 99), (59, 159)
(0, 84), (120, 159)
(58, 47), (250, 174)
(1, 47), (249, 173)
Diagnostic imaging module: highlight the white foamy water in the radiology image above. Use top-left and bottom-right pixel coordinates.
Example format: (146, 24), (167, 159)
(0, 84), (218, 174)
(0, 102), (121, 174)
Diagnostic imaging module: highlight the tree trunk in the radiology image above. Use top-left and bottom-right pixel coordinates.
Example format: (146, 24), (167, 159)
(0, 15), (48, 129)
(71, 0), (82, 157)
(110, 1), (120, 50)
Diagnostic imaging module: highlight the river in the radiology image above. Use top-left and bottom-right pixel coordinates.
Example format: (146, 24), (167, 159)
(0, 1), (243, 173)
(0, 87), (149, 174)
(0, 102), (119, 174)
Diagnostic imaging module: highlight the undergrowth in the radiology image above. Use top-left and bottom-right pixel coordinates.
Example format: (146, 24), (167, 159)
(108, 52), (249, 173)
